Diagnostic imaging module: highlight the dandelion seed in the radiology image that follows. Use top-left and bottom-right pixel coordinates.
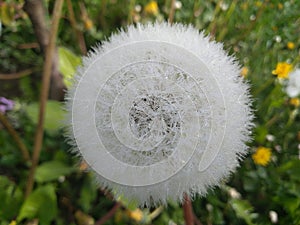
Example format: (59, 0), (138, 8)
(66, 22), (253, 206)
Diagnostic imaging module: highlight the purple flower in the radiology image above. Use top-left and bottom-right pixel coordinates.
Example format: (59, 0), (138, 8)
(0, 97), (14, 113)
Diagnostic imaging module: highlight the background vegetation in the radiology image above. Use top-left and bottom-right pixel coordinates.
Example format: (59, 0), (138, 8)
(0, 0), (300, 224)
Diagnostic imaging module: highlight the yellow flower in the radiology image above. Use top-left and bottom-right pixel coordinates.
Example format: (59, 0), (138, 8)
(241, 2), (248, 10)
(255, 1), (262, 7)
(252, 147), (271, 166)
(278, 3), (283, 10)
(84, 18), (93, 30)
(9, 221), (17, 225)
(240, 66), (249, 77)
(79, 161), (88, 171)
(128, 209), (143, 222)
(289, 98), (300, 107)
(144, 1), (159, 15)
(287, 42), (295, 50)
(272, 62), (292, 79)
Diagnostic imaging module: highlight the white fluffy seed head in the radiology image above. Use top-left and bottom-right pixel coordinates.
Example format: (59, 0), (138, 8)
(286, 68), (300, 97)
(65, 22), (254, 207)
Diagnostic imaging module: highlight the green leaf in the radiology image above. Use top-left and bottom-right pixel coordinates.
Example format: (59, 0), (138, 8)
(58, 47), (82, 88)
(0, 3), (15, 26)
(282, 196), (300, 214)
(78, 174), (98, 212)
(25, 100), (65, 133)
(35, 161), (76, 183)
(17, 185), (57, 224)
(211, 208), (224, 224)
(278, 159), (300, 181)
(114, 191), (138, 211)
(243, 172), (259, 192)
(254, 126), (268, 144)
(0, 176), (23, 220)
(230, 199), (257, 225)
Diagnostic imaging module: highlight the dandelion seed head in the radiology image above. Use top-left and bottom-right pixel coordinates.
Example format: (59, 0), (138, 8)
(66, 22), (254, 207)
(286, 69), (300, 97)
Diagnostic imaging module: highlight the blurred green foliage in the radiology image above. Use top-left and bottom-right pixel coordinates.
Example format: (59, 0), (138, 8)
(0, 0), (300, 224)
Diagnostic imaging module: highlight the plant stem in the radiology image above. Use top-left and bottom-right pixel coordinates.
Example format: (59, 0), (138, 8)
(194, 214), (203, 225)
(0, 112), (30, 162)
(95, 202), (121, 225)
(66, 0), (87, 55)
(168, 0), (176, 24)
(149, 206), (164, 220)
(25, 0), (64, 198)
(127, 0), (135, 24)
(183, 193), (195, 225)
(0, 68), (36, 80)
(98, 0), (107, 28)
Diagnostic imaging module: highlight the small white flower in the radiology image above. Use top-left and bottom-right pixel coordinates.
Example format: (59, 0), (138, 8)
(58, 176), (65, 183)
(135, 5), (142, 12)
(220, 2), (229, 11)
(250, 14), (256, 21)
(269, 210), (278, 223)
(286, 69), (300, 97)
(206, 204), (213, 212)
(275, 35), (281, 43)
(266, 134), (275, 142)
(275, 145), (282, 153)
(228, 187), (241, 199)
(174, 1), (182, 9)
(66, 22), (253, 207)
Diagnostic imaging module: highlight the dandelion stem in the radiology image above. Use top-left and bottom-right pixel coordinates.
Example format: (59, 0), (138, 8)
(190, 0), (201, 24)
(25, 0), (64, 198)
(194, 214), (203, 225)
(183, 193), (195, 225)
(95, 202), (121, 225)
(0, 112), (30, 162)
(168, 0), (176, 24)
